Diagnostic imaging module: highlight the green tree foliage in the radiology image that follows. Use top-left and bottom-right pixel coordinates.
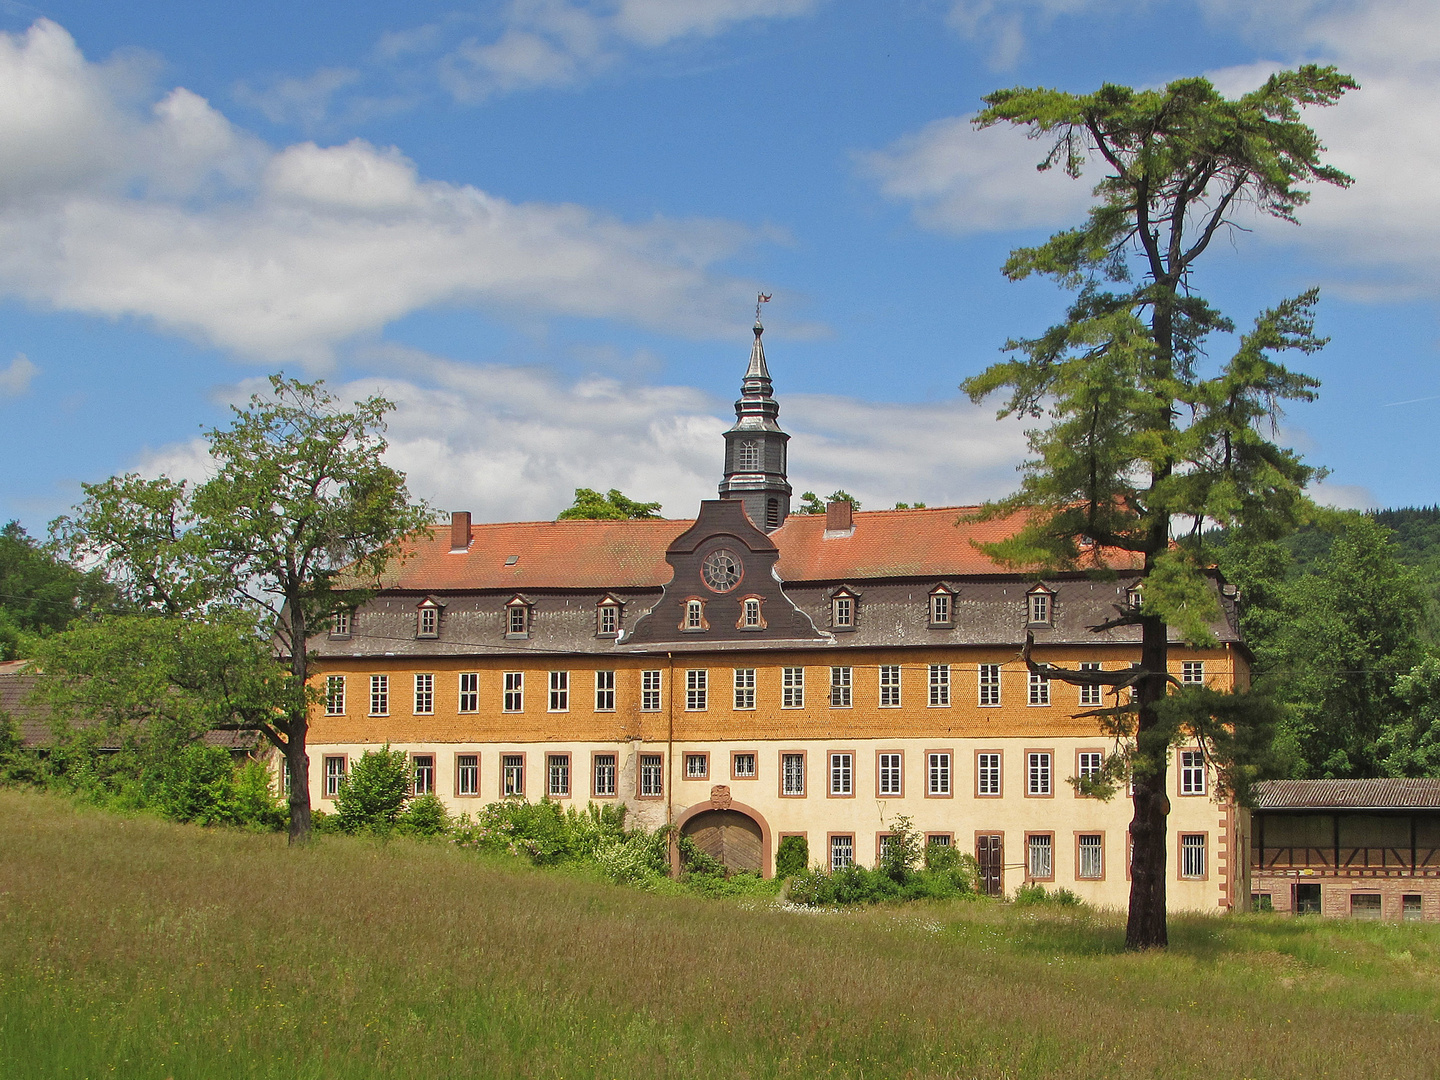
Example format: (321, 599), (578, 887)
(963, 67), (1355, 948)
(51, 376), (432, 844)
(333, 747), (412, 834)
(795, 491), (861, 515)
(557, 488), (663, 520)
(1381, 658), (1440, 778)
(0, 521), (115, 660)
(774, 834), (809, 877)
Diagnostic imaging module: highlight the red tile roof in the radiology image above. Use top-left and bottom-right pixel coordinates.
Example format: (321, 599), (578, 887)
(383, 506), (1140, 592)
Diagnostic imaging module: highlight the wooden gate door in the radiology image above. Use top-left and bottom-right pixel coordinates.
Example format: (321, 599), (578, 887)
(976, 834), (1004, 896)
(682, 810), (763, 873)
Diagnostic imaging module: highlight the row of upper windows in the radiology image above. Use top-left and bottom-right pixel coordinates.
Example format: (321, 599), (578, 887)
(325, 662), (1208, 716)
(309, 747), (1210, 804)
(327, 581), (1148, 642)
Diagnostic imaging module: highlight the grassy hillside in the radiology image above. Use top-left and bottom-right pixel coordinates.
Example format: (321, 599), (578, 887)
(3, 792), (1440, 1079)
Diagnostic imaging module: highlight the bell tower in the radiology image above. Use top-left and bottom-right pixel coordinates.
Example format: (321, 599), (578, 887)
(718, 303), (791, 532)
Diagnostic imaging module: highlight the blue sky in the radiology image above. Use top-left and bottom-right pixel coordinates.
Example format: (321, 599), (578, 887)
(1, 0), (1437, 531)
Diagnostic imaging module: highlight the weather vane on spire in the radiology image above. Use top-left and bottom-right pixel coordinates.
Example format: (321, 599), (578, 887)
(755, 292), (772, 323)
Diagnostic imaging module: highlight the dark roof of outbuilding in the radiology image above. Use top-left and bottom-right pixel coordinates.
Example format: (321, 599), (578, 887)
(1252, 778), (1440, 810)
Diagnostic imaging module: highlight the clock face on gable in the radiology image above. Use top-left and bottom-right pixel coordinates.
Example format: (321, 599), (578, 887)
(701, 549), (743, 593)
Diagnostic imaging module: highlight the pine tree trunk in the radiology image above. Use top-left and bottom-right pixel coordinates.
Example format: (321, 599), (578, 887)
(1126, 614), (1170, 949)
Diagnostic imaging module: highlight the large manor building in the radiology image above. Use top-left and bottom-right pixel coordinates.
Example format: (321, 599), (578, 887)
(305, 318), (1249, 911)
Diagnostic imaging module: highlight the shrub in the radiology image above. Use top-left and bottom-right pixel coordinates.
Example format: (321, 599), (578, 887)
(1013, 883), (1083, 907)
(398, 792), (450, 837)
(774, 834), (808, 877)
(878, 815), (922, 881)
(334, 746), (410, 834)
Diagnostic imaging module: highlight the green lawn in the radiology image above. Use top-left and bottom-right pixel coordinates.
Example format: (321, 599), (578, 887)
(2, 790), (1438, 1079)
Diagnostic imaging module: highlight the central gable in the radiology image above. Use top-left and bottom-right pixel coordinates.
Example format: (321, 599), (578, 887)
(624, 500), (826, 647)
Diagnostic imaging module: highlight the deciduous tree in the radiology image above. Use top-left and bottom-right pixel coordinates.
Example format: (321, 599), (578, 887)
(557, 488), (663, 520)
(964, 67), (1355, 948)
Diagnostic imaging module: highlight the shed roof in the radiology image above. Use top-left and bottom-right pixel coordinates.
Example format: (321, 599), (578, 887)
(1251, 778), (1440, 810)
(382, 506), (1142, 592)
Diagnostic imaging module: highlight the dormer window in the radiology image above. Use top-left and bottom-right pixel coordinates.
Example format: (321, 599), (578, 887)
(1126, 584), (1143, 610)
(928, 586), (954, 627)
(1027, 585), (1055, 627)
(680, 598), (708, 632)
(416, 600), (440, 639)
(737, 439), (761, 471)
(830, 587), (858, 631)
(330, 611), (352, 638)
(505, 596), (531, 639)
(740, 596), (765, 630)
(597, 599), (620, 637)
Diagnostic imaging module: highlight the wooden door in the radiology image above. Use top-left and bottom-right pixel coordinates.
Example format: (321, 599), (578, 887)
(682, 810), (763, 873)
(977, 834), (1003, 896)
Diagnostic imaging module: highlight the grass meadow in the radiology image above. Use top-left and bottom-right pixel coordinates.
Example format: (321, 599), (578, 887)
(3, 790), (1440, 1080)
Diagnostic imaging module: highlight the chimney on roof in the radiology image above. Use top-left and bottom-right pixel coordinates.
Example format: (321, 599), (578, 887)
(449, 511), (472, 553)
(825, 499), (853, 534)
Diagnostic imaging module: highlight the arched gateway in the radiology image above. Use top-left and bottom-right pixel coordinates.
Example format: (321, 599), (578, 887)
(676, 789), (772, 877)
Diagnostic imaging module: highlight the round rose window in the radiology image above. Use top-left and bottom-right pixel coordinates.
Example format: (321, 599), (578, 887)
(701, 549), (743, 593)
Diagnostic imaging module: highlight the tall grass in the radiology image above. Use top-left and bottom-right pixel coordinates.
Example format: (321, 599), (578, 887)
(3, 789), (1439, 1079)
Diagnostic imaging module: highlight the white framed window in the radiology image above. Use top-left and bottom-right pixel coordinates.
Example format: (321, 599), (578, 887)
(548, 754), (570, 797)
(502, 671), (523, 712)
(830, 666), (852, 708)
(685, 599), (704, 630)
(502, 754), (524, 797)
(1181, 834), (1207, 879)
(413, 673), (434, 715)
(1127, 586), (1143, 610)
(977, 752), (1002, 796)
(458, 672), (479, 713)
(732, 752), (756, 779)
(979, 664), (1001, 707)
(1179, 749), (1207, 795)
(1027, 590), (1052, 625)
(832, 594), (854, 628)
(927, 752), (951, 796)
(594, 670), (615, 712)
(548, 670), (569, 712)
(829, 752), (853, 796)
(1078, 751), (1103, 786)
(879, 665), (901, 708)
(1078, 834), (1103, 879)
(929, 664), (950, 707)
(782, 667), (804, 708)
(639, 754), (664, 797)
(686, 669), (708, 711)
(1027, 752), (1052, 796)
(456, 754), (479, 797)
(1027, 834), (1053, 879)
(324, 755), (346, 798)
(417, 604), (438, 638)
(330, 611), (351, 637)
(412, 754), (435, 796)
(830, 835), (854, 871)
(742, 597), (762, 628)
(325, 675), (345, 716)
(1028, 671), (1051, 706)
(369, 674), (389, 716)
(593, 754), (616, 797)
(733, 668), (756, 710)
(640, 669), (662, 711)
(506, 602), (529, 638)
(1182, 661), (1205, 685)
(878, 752), (903, 797)
(929, 590), (952, 625)
(782, 753), (805, 796)
(1079, 662), (1102, 706)
(685, 753), (708, 780)
(737, 438), (761, 471)
(598, 604), (619, 636)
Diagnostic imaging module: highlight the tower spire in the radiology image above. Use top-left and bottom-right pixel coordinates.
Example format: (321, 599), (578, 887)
(719, 297), (791, 531)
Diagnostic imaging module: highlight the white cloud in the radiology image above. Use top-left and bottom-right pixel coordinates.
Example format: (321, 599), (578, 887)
(140, 355), (1029, 521)
(1311, 481), (1378, 512)
(0, 353), (37, 398)
(232, 67), (362, 130)
(438, 0), (823, 102)
(0, 20), (775, 364)
(859, 114), (1093, 235)
(945, 0), (1121, 69)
